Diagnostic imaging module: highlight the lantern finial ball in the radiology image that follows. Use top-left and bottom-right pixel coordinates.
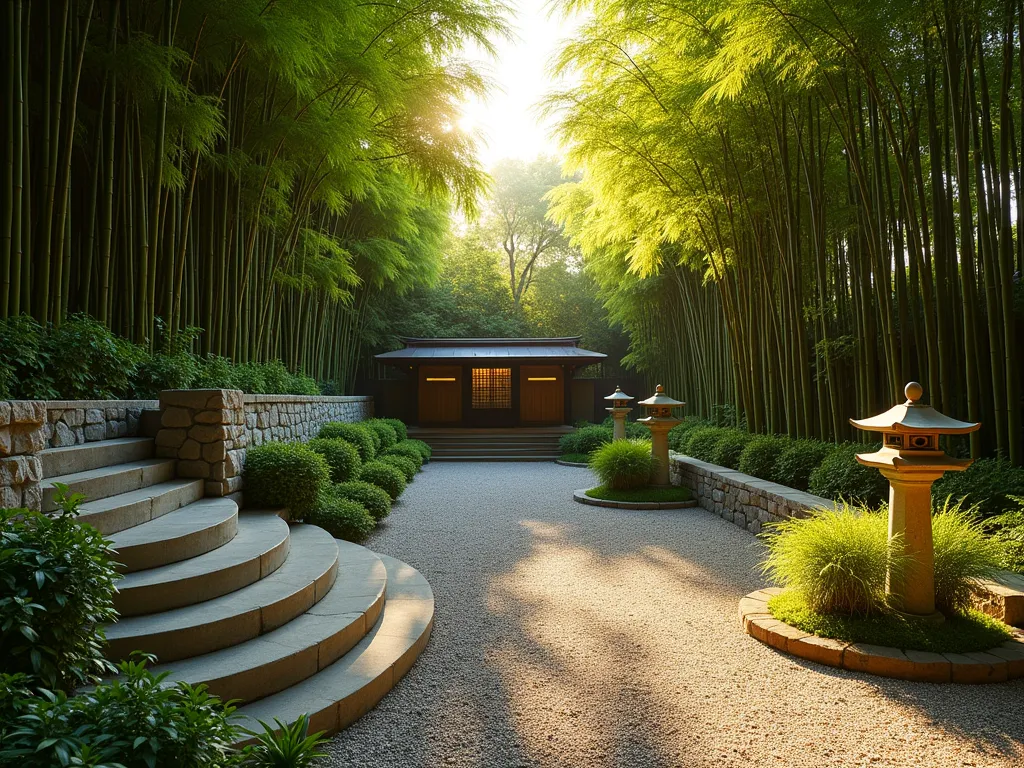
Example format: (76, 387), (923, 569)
(905, 381), (923, 404)
(655, 384), (664, 394)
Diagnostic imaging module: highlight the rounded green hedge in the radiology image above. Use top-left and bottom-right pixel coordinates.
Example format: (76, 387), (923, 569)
(738, 434), (788, 479)
(680, 426), (724, 462)
(364, 420), (398, 452)
(559, 425), (612, 455)
(334, 481), (392, 522)
(385, 442), (423, 468)
(379, 418), (408, 442)
(307, 438), (361, 483)
(932, 458), (1024, 518)
(317, 421), (376, 462)
(378, 453), (417, 482)
(309, 493), (375, 542)
(770, 439), (832, 491)
(709, 429), (753, 470)
(358, 460), (407, 499)
(808, 443), (888, 505)
(401, 438), (432, 460)
(589, 438), (654, 489)
(243, 442), (330, 517)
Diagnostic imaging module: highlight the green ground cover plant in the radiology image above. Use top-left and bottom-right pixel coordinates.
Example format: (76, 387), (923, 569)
(560, 453), (592, 464)
(242, 443), (330, 518)
(378, 453), (418, 482)
(333, 481), (392, 522)
(358, 461), (407, 500)
(318, 422), (377, 462)
(589, 439), (654, 489)
(309, 494), (375, 542)
(307, 438), (361, 483)
(584, 486), (692, 503)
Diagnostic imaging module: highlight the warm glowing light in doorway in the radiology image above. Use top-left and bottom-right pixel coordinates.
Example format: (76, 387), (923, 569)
(426, 377), (456, 382)
(528, 377), (557, 381)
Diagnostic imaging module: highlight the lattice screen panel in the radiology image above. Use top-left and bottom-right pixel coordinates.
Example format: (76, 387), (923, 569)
(471, 368), (512, 409)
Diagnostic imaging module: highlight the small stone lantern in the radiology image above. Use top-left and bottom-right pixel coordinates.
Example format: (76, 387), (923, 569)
(638, 384), (685, 487)
(850, 382), (980, 619)
(604, 386), (635, 441)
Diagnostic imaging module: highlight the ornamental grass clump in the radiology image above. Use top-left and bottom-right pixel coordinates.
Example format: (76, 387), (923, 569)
(761, 503), (909, 615)
(589, 439), (655, 490)
(307, 438), (361, 483)
(317, 421), (376, 462)
(358, 460), (407, 500)
(242, 442), (330, 518)
(931, 499), (1005, 613)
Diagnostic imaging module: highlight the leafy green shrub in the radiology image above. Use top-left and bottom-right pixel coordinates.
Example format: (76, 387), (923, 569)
(47, 314), (142, 399)
(358, 460), (407, 500)
(589, 439), (654, 490)
(0, 315), (56, 399)
(309, 493), (375, 542)
(193, 354), (236, 389)
(931, 500), (1005, 613)
(247, 713), (328, 768)
(132, 351), (198, 397)
(307, 438), (361, 483)
(0, 487), (120, 692)
(770, 439), (832, 491)
(559, 425), (613, 455)
(364, 420), (398, 452)
(668, 419), (713, 452)
(385, 442), (424, 469)
(761, 503), (908, 615)
(379, 418), (408, 442)
(259, 360), (292, 395)
(932, 458), (1024, 518)
(403, 438), (432, 460)
(230, 361), (268, 394)
(243, 442), (330, 518)
(709, 429), (753, 469)
(989, 497), (1024, 573)
(0, 656), (244, 768)
(808, 443), (888, 505)
(317, 422), (376, 462)
(679, 425), (726, 462)
(737, 434), (789, 479)
(378, 453), (417, 482)
(286, 371), (320, 396)
(333, 481), (392, 522)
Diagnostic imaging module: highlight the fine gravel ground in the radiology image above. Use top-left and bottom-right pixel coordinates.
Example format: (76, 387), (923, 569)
(323, 462), (1024, 768)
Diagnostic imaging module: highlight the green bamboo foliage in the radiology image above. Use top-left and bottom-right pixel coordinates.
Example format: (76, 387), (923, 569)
(549, 0), (1024, 464)
(0, 0), (507, 390)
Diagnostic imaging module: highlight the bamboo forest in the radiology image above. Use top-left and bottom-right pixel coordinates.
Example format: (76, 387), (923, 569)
(1, 0), (1023, 463)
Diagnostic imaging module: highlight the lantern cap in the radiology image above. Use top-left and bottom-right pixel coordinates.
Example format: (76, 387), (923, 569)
(604, 386), (634, 402)
(638, 384), (684, 408)
(849, 382), (980, 435)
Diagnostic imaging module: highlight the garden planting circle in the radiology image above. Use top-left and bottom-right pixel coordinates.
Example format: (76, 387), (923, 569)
(555, 459), (590, 468)
(572, 488), (698, 510)
(740, 588), (1024, 683)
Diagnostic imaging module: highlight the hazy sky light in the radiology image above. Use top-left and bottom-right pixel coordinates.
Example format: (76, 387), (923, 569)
(459, 1), (582, 171)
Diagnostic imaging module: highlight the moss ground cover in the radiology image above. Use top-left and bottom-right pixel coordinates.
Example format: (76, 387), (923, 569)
(585, 485), (692, 503)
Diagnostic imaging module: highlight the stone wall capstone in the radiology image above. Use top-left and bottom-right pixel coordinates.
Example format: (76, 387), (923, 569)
(670, 452), (836, 534)
(44, 400), (158, 448)
(0, 401), (46, 510)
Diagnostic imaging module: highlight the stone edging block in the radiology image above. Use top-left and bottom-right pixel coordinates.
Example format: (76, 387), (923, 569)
(555, 459), (590, 468)
(572, 488), (698, 510)
(739, 589), (1024, 683)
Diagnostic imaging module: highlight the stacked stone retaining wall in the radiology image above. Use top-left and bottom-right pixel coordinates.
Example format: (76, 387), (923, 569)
(669, 453), (836, 534)
(243, 395), (372, 446)
(0, 401), (45, 508)
(44, 400), (158, 447)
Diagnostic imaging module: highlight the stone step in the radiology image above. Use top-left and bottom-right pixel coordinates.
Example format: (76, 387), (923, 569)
(39, 437), (155, 478)
(431, 446), (558, 455)
(978, 571), (1024, 627)
(430, 455), (559, 462)
(149, 541), (387, 704)
(233, 554), (433, 742)
(104, 524), (339, 664)
(77, 479), (204, 536)
(114, 511), (290, 616)
(42, 458), (176, 512)
(108, 497), (239, 574)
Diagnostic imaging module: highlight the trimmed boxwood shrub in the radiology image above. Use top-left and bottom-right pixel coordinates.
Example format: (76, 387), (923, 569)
(770, 439), (832, 491)
(559, 425), (613, 456)
(709, 429), (753, 470)
(378, 453), (417, 482)
(334, 481), (392, 522)
(680, 425), (726, 462)
(358, 460), (407, 500)
(385, 442), (424, 468)
(309, 493), (375, 542)
(380, 418), (408, 442)
(364, 419), (398, 452)
(738, 434), (789, 479)
(668, 419), (713, 452)
(399, 438), (432, 461)
(932, 458), (1024, 518)
(589, 439), (654, 489)
(808, 443), (888, 505)
(307, 438), (361, 483)
(243, 441), (330, 517)
(317, 421), (376, 462)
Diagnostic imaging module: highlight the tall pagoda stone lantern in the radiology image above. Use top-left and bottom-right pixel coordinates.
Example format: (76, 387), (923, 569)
(638, 385), (685, 487)
(604, 386), (635, 441)
(850, 382), (980, 619)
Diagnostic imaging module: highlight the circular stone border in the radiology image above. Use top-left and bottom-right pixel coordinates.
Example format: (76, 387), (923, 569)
(556, 459), (590, 468)
(573, 488), (698, 510)
(740, 588), (1024, 684)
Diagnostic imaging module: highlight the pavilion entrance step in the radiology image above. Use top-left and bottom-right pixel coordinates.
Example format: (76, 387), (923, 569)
(408, 426), (567, 461)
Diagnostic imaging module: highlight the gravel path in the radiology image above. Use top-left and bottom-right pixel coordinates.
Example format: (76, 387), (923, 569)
(323, 462), (1024, 768)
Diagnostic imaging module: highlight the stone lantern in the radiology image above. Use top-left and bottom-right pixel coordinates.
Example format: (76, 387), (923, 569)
(850, 381), (980, 619)
(604, 386), (635, 441)
(638, 384), (685, 487)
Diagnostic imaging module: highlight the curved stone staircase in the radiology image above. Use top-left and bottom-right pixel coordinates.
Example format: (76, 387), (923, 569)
(39, 436), (433, 741)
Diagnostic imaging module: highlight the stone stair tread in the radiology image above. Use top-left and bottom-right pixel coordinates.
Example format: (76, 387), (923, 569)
(108, 497), (238, 573)
(77, 479), (205, 535)
(40, 437), (154, 477)
(149, 541), (387, 704)
(115, 511), (291, 616)
(42, 458), (176, 511)
(104, 524), (340, 663)
(233, 554), (434, 740)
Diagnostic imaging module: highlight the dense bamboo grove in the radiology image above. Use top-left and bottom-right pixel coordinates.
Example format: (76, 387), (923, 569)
(549, 0), (1024, 463)
(1, 0), (505, 391)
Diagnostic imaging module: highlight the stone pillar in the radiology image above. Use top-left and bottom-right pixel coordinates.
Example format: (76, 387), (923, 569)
(0, 401), (46, 510)
(607, 408), (630, 440)
(646, 423), (673, 487)
(155, 390), (247, 498)
(882, 468), (942, 616)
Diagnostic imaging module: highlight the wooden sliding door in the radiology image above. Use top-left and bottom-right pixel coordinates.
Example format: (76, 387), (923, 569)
(418, 366), (462, 423)
(519, 365), (564, 425)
